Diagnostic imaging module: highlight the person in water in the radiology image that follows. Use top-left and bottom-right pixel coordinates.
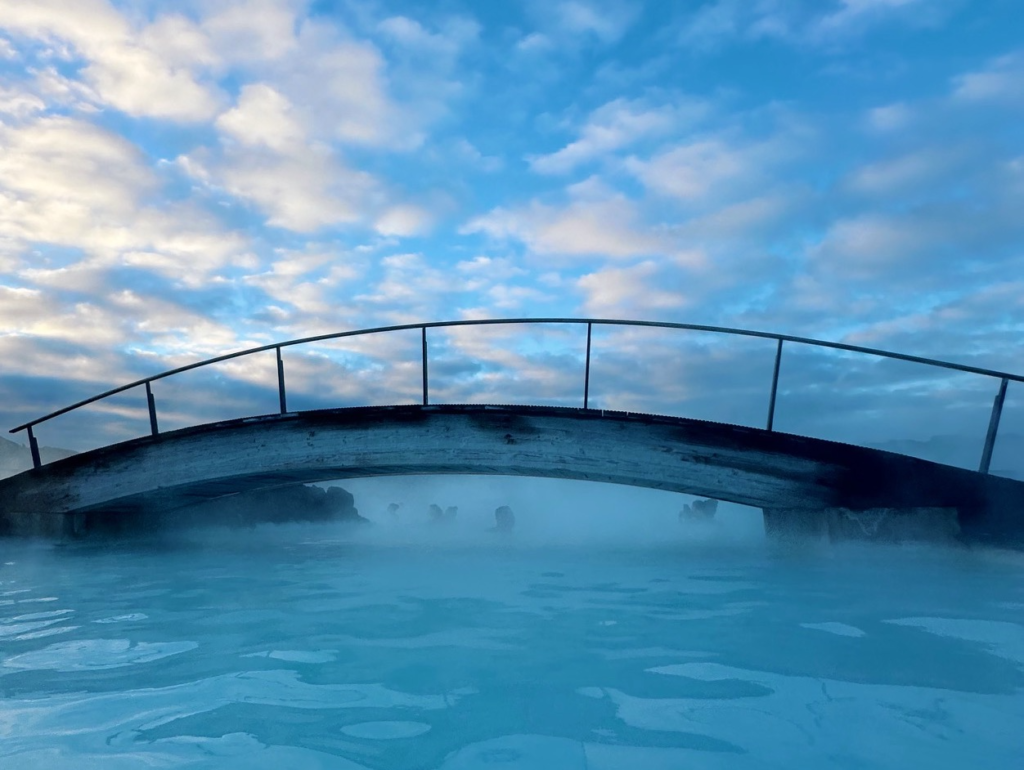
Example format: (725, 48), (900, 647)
(493, 505), (515, 533)
(444, 505), (458, 521)
(679, 498), (718, 523)
(428, 503), (444, 523)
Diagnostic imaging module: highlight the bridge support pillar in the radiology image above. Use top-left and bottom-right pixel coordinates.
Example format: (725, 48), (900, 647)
(762, 507), (961, 544)
(61, 512), (88, 539)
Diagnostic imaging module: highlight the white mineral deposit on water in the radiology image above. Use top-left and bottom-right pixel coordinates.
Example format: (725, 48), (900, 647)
(1, 479), (1023, 769)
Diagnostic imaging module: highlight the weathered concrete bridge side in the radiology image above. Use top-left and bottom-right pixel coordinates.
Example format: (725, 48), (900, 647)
(1, 404), (1022, 543)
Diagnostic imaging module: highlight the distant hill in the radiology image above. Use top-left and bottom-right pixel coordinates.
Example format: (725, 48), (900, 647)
(0, 436), (77, 479)
(870, 433), (1024, 480)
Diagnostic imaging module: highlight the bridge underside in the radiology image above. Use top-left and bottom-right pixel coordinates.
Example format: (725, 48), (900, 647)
(1, 405), (1022, 544)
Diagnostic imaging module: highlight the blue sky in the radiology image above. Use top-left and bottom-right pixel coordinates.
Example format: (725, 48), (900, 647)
(1, 0), (1022, 469)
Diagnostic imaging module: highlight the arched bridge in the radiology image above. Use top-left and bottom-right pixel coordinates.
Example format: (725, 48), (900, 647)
(2, 318), (1023, 544)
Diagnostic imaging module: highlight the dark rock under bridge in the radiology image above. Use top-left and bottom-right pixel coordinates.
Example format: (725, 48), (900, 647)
(2, 404), (1023, 544)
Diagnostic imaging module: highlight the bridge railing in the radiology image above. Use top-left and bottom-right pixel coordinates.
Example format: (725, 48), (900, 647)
(9, 318), (1022, 474)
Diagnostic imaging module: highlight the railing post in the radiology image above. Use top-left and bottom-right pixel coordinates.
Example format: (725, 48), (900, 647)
(979, 377), (1008, 474)
(145, 382), (159, 436)
(421, 326), (429, 406)
(26, 425), (41, 469)
(583, 322), (592, 409)
(766, 338), (783, 432)
(276, 346), (288, 414)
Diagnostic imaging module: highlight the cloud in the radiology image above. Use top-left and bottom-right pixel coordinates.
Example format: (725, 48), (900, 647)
(844, 147), (968, 196)
(0, 0), (223, 121)
(273, 21), (413, 149)
(624, 128), (802, 205)
(577, 261), (691, 317)
(678, 0), (954, 49)
(529, 97), (707, 175)
(0, 83), (46, 117)
(0, 116), (246, 285)
(202, 0), (301, 64)
(374, 205), (433, 237)
(951, 51), (1024, 106)
(215, 83), (306, 152)
(355, 252), (472, 323)
(625, 139), (744, 200)
(814, 0), (939, 35)
(179, 143), (378, 233)
(456, 256), (526, 282)
(242, 247), (364, 326)
(377, 14), (480, 57)
(463, 182), (675, 260)
(538, 0), (640, 44)
(865, 101), (914, 132)
(453, 139), (504, 172)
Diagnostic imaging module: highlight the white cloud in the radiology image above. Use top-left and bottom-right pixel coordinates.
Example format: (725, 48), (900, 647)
(31, 66), (102, 112)
(0, 84), (46, 117)
(243, 247), (363, 321)
(377, 15), (480, 56)
(525, 0), (639, 46)
(464, 186), (672, 261)
(273, 21), (415, 149)
(681, 192), (797, 242)
(625, 139), (745, 200)
(577, 261), (689, 317)
(845, 148), (965, 196)
(516, 32), (553, 53)
(181, 144), (378, 233)
(625, 123), (804, 206)
(865, 101), (914, 132)
(807, 211), (969, 283)
(356, 253), (467, 320)
(140, 13), (220, 69)
(679, 0), (758, 49)
(815, 0), (933, 34)
(0, 116), (156, 222)
(679, 0), (952, 49)
(952, 52), (1024, 106)
(375, 205), (433, 237)
(529, 97), (705, 175)
(193, 75), (429, 235)
(487, 283), (550, 311)
(215, 83), (305, 152)
(453, 139), (504, 172)
(0, 117), (245, 281)
(0, 0), (223, 121)
(83, 43), (222, 121)
(456, 256), (526, 282)
(202, 0), (300, 64)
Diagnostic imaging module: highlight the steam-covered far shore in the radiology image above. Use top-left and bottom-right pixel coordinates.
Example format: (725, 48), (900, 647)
(0, 436), (75, 479)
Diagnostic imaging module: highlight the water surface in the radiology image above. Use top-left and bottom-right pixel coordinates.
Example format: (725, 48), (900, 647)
(2, 527), (1023, 768)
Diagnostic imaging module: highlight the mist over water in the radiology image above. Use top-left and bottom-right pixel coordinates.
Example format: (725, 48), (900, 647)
(339, 476), (765, 549)
(2, 477), (1023, 768)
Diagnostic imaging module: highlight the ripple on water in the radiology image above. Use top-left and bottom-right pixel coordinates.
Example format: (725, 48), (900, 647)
(94, 613), (149, 624)
(340, 721), (432, 739)
(885, 617), (1024, 667)
(800, 621), (866, 637)
(243, 650), (337, 663)
(2, 639), (198, 672)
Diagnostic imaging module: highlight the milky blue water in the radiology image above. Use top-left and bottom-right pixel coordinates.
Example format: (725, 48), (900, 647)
(2, 526), (1023, 769)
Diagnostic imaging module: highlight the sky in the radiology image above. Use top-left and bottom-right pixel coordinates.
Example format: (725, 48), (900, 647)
(0, 0), (1022, 472)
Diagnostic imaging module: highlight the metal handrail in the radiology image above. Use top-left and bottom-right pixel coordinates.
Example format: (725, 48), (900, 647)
(10, 317), (1020, 474)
